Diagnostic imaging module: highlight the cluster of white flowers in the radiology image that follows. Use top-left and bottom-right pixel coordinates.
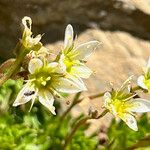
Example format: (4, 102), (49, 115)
(12, 16), (150, 132)
(13, 16), (100, 115)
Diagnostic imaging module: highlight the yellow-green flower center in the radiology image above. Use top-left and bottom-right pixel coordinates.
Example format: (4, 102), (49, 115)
(144, 78), (150, 90)
(29, 67), (52, 89)
(63, 54), (80, 74)
(108, 99), (132, 116)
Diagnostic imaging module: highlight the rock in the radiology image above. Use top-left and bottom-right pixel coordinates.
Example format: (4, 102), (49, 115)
(117, 0), (150, 15)
(0, 0), (150, 58)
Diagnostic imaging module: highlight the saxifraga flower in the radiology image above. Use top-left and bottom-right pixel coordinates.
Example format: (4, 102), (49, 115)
(104, 77), (150, 131)
(13, 58), (85, 115)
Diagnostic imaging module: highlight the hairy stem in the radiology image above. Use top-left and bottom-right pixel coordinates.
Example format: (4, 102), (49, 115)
(62, 116), (90, 150)
(60, 91), (105, 121)
(126, 135), (150, 150)
(62, 110), (108, 150)
(0, 60), (20, 86)
(131, 85), (141, 92)
(96, 109), (109, 119)
(0, 46), (28, 86)
(60, 92), (81, 121)
(88, 92), (105, 99)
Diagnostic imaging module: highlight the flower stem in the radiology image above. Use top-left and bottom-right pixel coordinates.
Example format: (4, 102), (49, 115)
(88, 92), (105, 99)
(125, 135), (150, 150)
(0, 45), (28, 86)
(60, 92), (81, 121)
(0, 60), (20, 86)
(60, 91), (105, 121)
(62, 116), (90, 150)
(131, 85), (141, 92)
(62, 110), (108, 150)
(96, 109), (108, 119)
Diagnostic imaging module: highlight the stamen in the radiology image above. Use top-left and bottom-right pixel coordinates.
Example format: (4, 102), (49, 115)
(124, 93), (137, 101)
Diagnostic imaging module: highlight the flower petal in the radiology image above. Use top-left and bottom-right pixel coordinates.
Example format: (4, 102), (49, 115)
(27, 34), (41, 46)
(48, 60), (66, 74)
(52, 77), (84, 93)
(28, 58), (43, 74)
(22, 16), (32, 30)
(146, 57), (150, 68)
(128, 98), (150, 113)
(48, 62), (58, 68)
(38, 91), (56, 115)
(103, 92), (111, 107)
(72, 41), (100, 61)
(64, 24), (74, 49)
(66, 75), (87, 91)
(71, 64), (92, 79)
(22, 16), (32, 38)
(58, 54), (67, 73)
(13, 82), (36, 107)
(119, 76), (133, 94)
(103, 92), (111, 99)
(119, 113), (138, 131)
(137, 75), (148, 90)
(29, 94), (37, 112)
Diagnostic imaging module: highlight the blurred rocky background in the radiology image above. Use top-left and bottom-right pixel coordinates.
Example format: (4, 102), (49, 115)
(0, 0), (150, 133)
(0, 0), (150, 58)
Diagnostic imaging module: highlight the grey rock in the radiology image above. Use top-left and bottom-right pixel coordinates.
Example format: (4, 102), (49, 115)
(0, 0), (150, 58)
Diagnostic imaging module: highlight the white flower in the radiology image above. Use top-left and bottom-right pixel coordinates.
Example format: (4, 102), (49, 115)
(137, 57), (150, 90)
(22, 16), (42, 49)
(13, 58), (85, 115)
(59, 24), (100, 79)
(104, 77), (150, 131)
